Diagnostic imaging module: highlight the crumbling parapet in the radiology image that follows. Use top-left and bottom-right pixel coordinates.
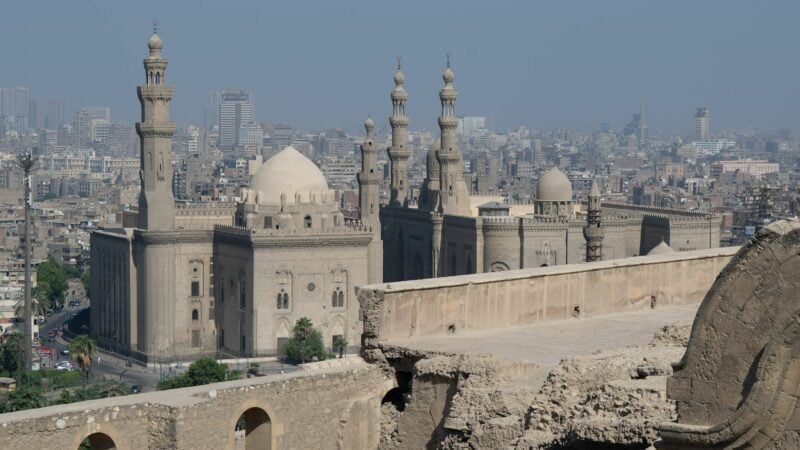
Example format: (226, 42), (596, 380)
(658, 220), (800, 449)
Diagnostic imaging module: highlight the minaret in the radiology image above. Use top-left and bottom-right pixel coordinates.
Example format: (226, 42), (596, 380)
(419, 138), (441, 211)
(359, 117), (384, 283)
(436, 54), (470, 216)
(136, 22), (176, 230)
(358, 117), (380, 227)
(583, 179), (604, 262)
(387, 57), (410, 207)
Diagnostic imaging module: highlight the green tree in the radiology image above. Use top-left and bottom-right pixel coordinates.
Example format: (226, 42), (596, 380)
(0, 385), (48, 413)
(14, 294), (47, 321)
(333, 336), (347, 358)
(0, 333), (22, 376)
(69, 335), (97, 388)
(157, 358), (240, 390)
(35, 258), (80, 307)
(281, 317), (327, 364)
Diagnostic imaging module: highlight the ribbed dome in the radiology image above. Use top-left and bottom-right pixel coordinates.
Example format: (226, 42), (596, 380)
(647, 240), (675, 256)
(250, 146), (330, 206)
(537, 167), (573, 202)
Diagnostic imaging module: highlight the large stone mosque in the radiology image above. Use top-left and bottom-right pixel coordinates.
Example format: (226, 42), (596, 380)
(380, 57), (721, 281)
(90, 29), (720, 362)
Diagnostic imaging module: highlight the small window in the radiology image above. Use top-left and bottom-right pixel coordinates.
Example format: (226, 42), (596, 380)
(191, 309), (199, 322)
(277, 289), (290, 310)
(239, 276), (246, 311)
(191, 281), (200, 297)
(304, 215), (312, 228)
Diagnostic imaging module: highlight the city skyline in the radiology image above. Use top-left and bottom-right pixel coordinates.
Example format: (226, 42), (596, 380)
(1, 1), (798, 132)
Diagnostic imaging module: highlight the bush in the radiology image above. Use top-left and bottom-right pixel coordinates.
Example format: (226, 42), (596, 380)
(157, 358), (241, 390)
(281, 317), (328, 364)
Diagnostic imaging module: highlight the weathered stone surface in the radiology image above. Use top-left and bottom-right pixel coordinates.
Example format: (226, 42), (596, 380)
(658, 219), (800, 449)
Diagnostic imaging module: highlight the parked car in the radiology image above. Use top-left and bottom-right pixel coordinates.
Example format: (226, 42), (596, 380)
(60, 349), (70, 356)
(55, 361), (73, 371)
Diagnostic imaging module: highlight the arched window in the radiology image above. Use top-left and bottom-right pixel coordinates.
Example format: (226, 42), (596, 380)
(191, 309), (199, 322)
(155, 72), (160, 84)
(338, 290), (344, 308)
(282, 292), (289, 309)
(332, 288), (345, 308)
(304, 215), (312, 228)
(277, 289), (288, 310)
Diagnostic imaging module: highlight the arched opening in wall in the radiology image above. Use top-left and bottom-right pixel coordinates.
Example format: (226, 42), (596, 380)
(304, 215), (312, 228)
(382, 370), (412, 412)
(540, 263), (549, 267)
(78, 433), (116, 450)
(235, 407), (272, 450)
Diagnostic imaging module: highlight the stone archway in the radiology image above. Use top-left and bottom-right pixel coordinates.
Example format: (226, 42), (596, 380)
(235, 407), (272, 450)
(78, 432), (116, 450)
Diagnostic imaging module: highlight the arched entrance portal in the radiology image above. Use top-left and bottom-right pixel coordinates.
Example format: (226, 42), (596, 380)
(78, 433), (116, 450)
(235, 407), (272, 450)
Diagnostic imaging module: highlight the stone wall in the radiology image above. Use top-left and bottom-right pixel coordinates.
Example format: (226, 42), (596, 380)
(0, 363), (391, 450)
(360, 247), (738, 344)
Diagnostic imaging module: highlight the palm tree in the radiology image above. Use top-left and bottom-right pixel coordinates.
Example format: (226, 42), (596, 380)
(293, 317), (314, 363)
(13, 295), (46, 327)
(69, 335), (97, 389)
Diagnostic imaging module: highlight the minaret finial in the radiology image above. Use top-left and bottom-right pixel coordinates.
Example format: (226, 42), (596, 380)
(446, 52), (451, 68)
(153, 19), (158, 34)
(397, 55), (401, 71)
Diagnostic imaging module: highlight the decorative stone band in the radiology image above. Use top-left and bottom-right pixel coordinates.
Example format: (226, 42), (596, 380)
(387, 149), (411, 160)
(136, 86), (174, 102)
(133, 229), (212, 245)
(135, 122), (176, 138)
(213, 226), (373, 249)
(357, 172), (382, 184)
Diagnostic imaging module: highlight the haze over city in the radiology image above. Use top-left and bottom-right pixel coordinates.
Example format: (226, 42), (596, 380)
(2, 0), (799, 130)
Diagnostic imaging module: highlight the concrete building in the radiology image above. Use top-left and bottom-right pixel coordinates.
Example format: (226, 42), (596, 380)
(218, 89), (255, 148)
(90, 30), (382, 362)
(694, 106), (710, 141)
(710, 159), (779, 178)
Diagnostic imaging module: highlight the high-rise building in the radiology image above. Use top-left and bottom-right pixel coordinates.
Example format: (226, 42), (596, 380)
(0, 87), (30, 133)
(72, 107), (112, 148)
(218, 90), (255, 148)
(695, 107), (710, 141)
(457, 116), (486, 136)
(204, 92), (220, 130)
(45, 100), (65, 130)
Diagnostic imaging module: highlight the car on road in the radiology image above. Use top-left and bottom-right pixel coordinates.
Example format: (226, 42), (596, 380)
(55, 361), (73, 371)
(60, 349), (70, 356)
(130, 385), (141, 394)
(47, 335), (55, 342)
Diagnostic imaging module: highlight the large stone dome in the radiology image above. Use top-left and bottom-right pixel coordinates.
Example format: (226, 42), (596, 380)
(250, 146), (330, 206)
(537, 167), (573, 202)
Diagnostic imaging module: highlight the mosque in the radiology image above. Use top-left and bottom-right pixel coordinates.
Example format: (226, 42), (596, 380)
(90, 29), (382, 361)
(90, 29), (720, 362)
(379, 57), (722, 281)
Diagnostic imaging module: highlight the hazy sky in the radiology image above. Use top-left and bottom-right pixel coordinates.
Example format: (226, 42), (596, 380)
(2, 0), (798, 133)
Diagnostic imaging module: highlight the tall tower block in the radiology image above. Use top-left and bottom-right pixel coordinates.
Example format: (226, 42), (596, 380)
(436, 55), (470, 216)
(136, 23), (176, 231)
(583, 179), (604, 262)
(387, 58), (410, 207)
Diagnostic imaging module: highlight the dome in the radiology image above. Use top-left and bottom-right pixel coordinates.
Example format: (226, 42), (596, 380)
(647, 240), (676, 256)
(394, 69), (405, 85)
(148, 33), (162, 50)
(537, 167), (573, 202)
(250, 146), (330, 206)
(443, 67), (455, 83)
(364, 117), (375, 132)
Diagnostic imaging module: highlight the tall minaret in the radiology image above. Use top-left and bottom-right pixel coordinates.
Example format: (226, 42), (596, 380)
(359, 117), (384, 283)
(387, 57), (410, 207)
(583, 179), (604, 262)
(419, 138), (441, 211)
(358, 117), (380, 227)
(436, 54), (470, 216)
(136, 22), (176, 230)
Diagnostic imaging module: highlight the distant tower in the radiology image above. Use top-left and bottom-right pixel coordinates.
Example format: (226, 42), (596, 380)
(358, 117), (384, 283)
(419, 138), (441, 211)
(358, 117), (379, 223)
(387, 57), (410, 207)
(136, 22), (175, 230)
(583, 179), (604, 262)
(436, 54), (470, 215)
(638, 97), (647, 147)
(695, 107), (710, 141)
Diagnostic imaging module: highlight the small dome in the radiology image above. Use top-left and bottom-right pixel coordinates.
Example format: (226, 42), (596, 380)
(250, 146), (330, 206)
(148, 33), (162, 50)
(394, 69), (405, 85)
(647, 240), (676, 256)
(443, 66), (455, 83)
(537, 167), (573, 202)
(364, 117), (375, 132)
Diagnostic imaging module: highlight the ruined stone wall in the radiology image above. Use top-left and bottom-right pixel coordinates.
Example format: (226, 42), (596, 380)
(360, 247), (738, 344)
(0, 364), (391, 450)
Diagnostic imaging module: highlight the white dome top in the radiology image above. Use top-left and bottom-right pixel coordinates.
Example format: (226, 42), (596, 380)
(148, 33), (163, 50)
(250, 146), (330, 206)
(537, 167), (573, 202)
(647, 240), (676, 256)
